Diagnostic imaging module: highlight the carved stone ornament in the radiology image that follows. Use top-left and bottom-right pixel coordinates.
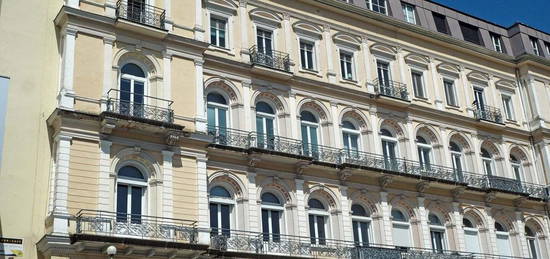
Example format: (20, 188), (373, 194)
(378, 175), (393, 190)
(295, 161), (311, 175)
(338, 168), (353, 182)
(451, 187), (466, 201)
(165, 130), (183, 146)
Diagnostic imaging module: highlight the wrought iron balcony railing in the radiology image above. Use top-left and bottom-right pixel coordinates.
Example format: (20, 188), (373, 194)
(207, 127), (548, 200)
(105, 89), (174, 123)
(473, 104), (503, 124)
(74, 210), (198, 243)
(116, 0), (166, 29)
(373, 78), (409, 101)
(249, 45), (291, 72)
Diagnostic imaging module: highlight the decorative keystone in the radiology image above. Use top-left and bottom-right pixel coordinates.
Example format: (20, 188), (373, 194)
(165, 130), (183, 146)
(378, 175), (393, 190)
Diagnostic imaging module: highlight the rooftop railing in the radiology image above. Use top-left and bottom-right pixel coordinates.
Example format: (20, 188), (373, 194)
(207, 127), (548, 199)
(74, 210), (198, 243)
(116, 0), (166, 29)
(473, 104), (503, 124)
(249, 45), (291, 72)
(373, 78), (409, 101)
(105, 89), (174, 123)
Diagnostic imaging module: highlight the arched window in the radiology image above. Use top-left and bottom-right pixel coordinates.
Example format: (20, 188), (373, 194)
(301, 111), (319, 157)
(416, 136), (432, 169)
(495, 222), (512, 256)
(119, 63), (146, 117)
(116, 165), (146, 223)
(391, 208), (411, 248)
(351, 204), (371, 246)
(428, 213), (446, 253)
(207, 92), (229, 133)
(449, 141), (464, 180)
(481, 148), (494, 176)
(342, 120), (360, 154)
(525, 226), (540, 259)
(510, 155), (523, 182)
(380, 129), (398, 170)
(209, 186), (233, 236)
(463, 217), (481, 253)
(261, 192), (282, 242)
(256, 102), (276, 149)
(308, 198), (328, 245)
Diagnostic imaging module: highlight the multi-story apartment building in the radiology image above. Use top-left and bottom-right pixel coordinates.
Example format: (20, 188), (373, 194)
(2, 0), (550, 258)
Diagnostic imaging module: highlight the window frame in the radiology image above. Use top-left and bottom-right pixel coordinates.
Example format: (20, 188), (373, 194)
(428, 213), (447, 253)
(402, 3), (417, 24)
(209, 16), (228, 49)
(206, 8), (233, 51)
(459, 22), (483, 45)
(119, 62), (148, 106)
(432, 12), (449, 34)
(308, 198), (330, 245)
(530, 37), (541, 56)
(443, 78), (458, 107)
(115, 165), (148, 222)
(339, 48), (356, 81)
(209, 185), (236, 236)
(342, 120), (361, 152)
(490, 33), (504, 53)
(299, 38), (317, 71)
(261, 192), (284, 242)
(391, 208), (412, 248)
(367, 0), (388, 15)
(351, 204), (373, 246)
(501, 93), (515, 121)
(254, 23), (277, 54)
(411, 69), (426, 99)
(206, 92), (230, 130)
(416, 136), (432, 169)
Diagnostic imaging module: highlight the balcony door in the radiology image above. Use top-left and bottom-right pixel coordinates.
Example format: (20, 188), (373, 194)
(308, 199), (328, 245)
(381, 129), (398, 170)
(207, 92), (228, 136)
(261, 193), (282, 242)
(473, 87), (485, 110)
(120, 63), (146, 117)
(376, 60), (391, 90)
(127, 0), (146, 23)
(116, 166), (146, 223)
(428, 213), (446, 253)
(342, 121), (360, 158)
(255, 102), (276, 150)
(209, 186), (233, 237)
(351, 204), (372, 246)
(416, 136), (432, 170)
(257, 28), (273, 66)
(301, 111), (319, 157)
(449, 142), (464, 181)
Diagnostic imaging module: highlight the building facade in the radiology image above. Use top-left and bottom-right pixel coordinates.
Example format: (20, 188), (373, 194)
(2, 0), (550, 258)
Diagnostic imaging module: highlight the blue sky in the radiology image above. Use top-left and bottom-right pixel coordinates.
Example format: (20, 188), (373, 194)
(431, 0), (550, 33)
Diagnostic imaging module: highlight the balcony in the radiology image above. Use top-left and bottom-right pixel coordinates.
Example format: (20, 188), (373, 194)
(115, 0), (166, 30)
(249, 45), (291, 73)
(74, 210), (198, 243)
(473, 104), (503, 124)
(105, 89), (174, 124)
(373, 78), (409, 102)
(207, 128), (548, 200)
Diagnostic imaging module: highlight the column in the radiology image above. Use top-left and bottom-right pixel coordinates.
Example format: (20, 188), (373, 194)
(361, 35), (373, 91)
(163, 52), (172, 102)
(379, 191), (393, 245)
(289, 92), (298, 139)
(162, 150), (174, 218)
(323, 24), (336, 83)
(452, 202), (465, 251)
(330, 102), (341, 148)
(194, 60), (207, 132)
(396, 47), (407, 87)
(485, 209), (497, 254)
(66, 0), (79, 8)
(429, 57), (443, 109)
(295, 179), (308, 236)
(247, 172), (259, 232)
(239, 0), (250, 61)
(98, 140), (112, 211)
(102, 36), (115, 111)
(194, 0), (204, 41)
(243, 82), (252, 131)
(370, 112), (380, 154)
(164, 0), (173, 31)
(59, 27), (78, 110)
(440, 127), (450, 167)
(52, 135), (72, 235)
(282, 12), (293, 72)
(515, 211), (529, 257)
(340, 186), (353, 241)
(417, 197), (432, 249)
(196, 156), (210, 245)
(459, 65), (473, 116)
(537, 142), (550, 180)
(406, 120), (416, 160)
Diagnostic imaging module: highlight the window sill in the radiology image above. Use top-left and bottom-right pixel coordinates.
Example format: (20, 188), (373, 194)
(340, 78), (360, 87)
(299, 68), (322, 78)
(505, 119), (519, 125)
(445, 105), (462, 112)
(412, 97), (430, 104)
(208, 45), (235, 56)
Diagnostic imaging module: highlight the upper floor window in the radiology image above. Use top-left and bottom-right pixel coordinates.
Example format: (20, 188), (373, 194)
(301, 111), (319, 156)
(116, 165), (147, 223)
(501, 94), (515, 121)
(256, 102), (276, 149)
(416, 136), (431, 169)
(120, 63), (146, 116)
(367, 0), (387, 15)
(207, 93), (228, 131)
(381, 128), (398, 170)
(209, 186), (233, 236)
(391, 209), (411, 248)
(402, 3), (416, 24)
(495, 222), (512, 256)
(411, 70), (425, 98)
(530, 37), (541, 56)
(460, 22), (482, 45)
(428, 213), (446, 253)
(525, 226), (540, 259)
(443, 79), (458, 107)
(257, 28), (273, 55)
(342, 121), (360, 153)
(432, 13), (449, 34)
(510, 155), (523, 182)
(449, 141), (463, 179)
(545, 42), (550, 57)
(376, 60), (391, 88)
(481, 148), (494, 176)
(210, 17), (227, 48)
(463, 218), (481, 253)
(351, 204), (372, 246)
(300, 40), (316, 71)
(308, 198), (328, 245)
(490, 33), (504, 53)
(261, 192), (282, 242)
(340, 50), (355, 80)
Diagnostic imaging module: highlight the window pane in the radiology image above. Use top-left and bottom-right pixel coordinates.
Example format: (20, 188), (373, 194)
(317, 216), (326, 245)
(130, 187), (142, 223)
(460, 22), (482, 45)
(116, 184), (128, 222)
(433, 13), (448, 34)
(309, 215), (316, 244)
(121, 63), (145, 77)
(352, 221), (360, 244)
(360, 222), (369, 244)
(210, 203), (219, 234)
(118, 166), (144, 180)
(221, 204), (231, 236)
(262, 209), (270, 241)
(218, 109), (227, 129)
(207, 106), (216, 129)
(120, 78), (131, 102)
(271, 210), (281, 242)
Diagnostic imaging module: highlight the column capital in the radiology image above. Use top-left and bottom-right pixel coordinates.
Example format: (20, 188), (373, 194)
(103, 36), (116, 45)
(239, 0), (248, 7)
(194, 59), (204, 66)
(64, 26), (79, 37)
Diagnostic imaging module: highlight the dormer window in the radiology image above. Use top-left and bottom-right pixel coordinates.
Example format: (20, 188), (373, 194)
(490, 33), (504, 53)
(366, 0), (387, 15)
(460, 22), (482, 45)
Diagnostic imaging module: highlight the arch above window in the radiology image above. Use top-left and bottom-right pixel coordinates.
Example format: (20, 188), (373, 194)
(525, 226), (535, 237)
(256, 101), (275, 114)
(351, 204), (369, 217)
(416, 136), (428, 144)
(391, 209), (407, 222)
(342, 121), (357, 130)
(463, 218), (475, 228)
(261, 192), (281, 205)
(121, 63), (146, 78)
(308, 198), (325, 210)
(118, 166), (145, 181)
(481, 148), (491, 158)
(301, 111), (318, 123)
(449, 141), (461, 152)
(207, 92), (228, 105)
(210, 186), (232, 198)
(380, 128), (393, 137)
(428, 213), (443, 226)
(495, 222), (507, 232)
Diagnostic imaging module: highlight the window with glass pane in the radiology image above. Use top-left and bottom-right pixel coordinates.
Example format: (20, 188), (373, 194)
(490, 33), (504, 53)
(209, 186), (232, 237)
(501, 95), (514, 120)
(402, 3), (416, 24)
(300, 40), (315, 70)
(377, 60), (391, 91)
(257, 29), (273, 55)
(411, 71), (425, 98)
(510, 155), (523, 181)
(120, 63), (146, 117)
(116, 166), (146, 223)
(391, 209), (410, 248)
(342, 121), (359, 154)
(495, 222), (512, 256)
(432, 13), (449, 34)
(416, 136), (431, 169)
(530, 37), (541, 56)
(545, 42), (550, 57)
(256, 102), (275, 149)
(340, 51), (354, 80)
(481, 148), (493, 176)
(352, 204), (371, 246)
(526, 227), (539, 259)
(460, 22), (482, 45)
(210, 17), (227, 48)
(381, 129), (397, 170)
(207, 93), (228, 133)
(370, 0), (387, 14)
(301, 111), (319, 157)
(463, 218), (480, 253)
(450, 142), (463, 181)
(444, 79), (458, 107)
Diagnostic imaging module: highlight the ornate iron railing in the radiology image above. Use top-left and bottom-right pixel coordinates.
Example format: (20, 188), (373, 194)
(74, 210), (198, 243)
(116, 0), (166, 29)
(208, 128), (548, 199)
(373, 78), (409, 101)
(249, 45), (291, 72)
(105, 89), (174, 123)
(473, 104), (503, 124)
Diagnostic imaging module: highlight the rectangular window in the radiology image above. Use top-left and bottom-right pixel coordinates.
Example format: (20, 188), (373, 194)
(530, 37), (541, 56)
(402, 3), (416, 24)
(257, 29), (273, 55)
(300, 40), (315, 71)
(460, 22), (482, 45)
(376, 60), (391, 87)
(490, 33), (504, 53)
(368, 0), (387, 15)
(501, 95), (515, 120)
(411, 71), (425, 98)
(444, 79), (458, 107)
(340, 51), (354, 80)
(432, 13), (449, 34)
(210, 17), (227, 48)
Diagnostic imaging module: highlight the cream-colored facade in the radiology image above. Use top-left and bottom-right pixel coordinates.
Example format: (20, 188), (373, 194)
(2, 0), (550, 258)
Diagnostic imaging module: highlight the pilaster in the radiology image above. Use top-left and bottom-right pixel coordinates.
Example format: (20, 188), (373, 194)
(379, 191), (392, 245)
(196, 156), (210, 245)
(243, 82), (252, 131)
(323, 24), (336, 83)
(239, 0), (250, 61)
(194, 59), (207, 132)
(102, 37), (115, 109)
(52, 135), (72, 235)
(429, 57), (443, 109)
(417, 196), (432, 249)
(247, 172), (259, 232)
(340, 186), (353, 242)
(98, 140), (112, 211)
(330, 101), (340, 148)
(59, 27), (78, 110)
(295, 178), (308, 237)
(163, 52), (172, 102)
(162, 150), (174, 219)
(289, 92), (298, 139)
